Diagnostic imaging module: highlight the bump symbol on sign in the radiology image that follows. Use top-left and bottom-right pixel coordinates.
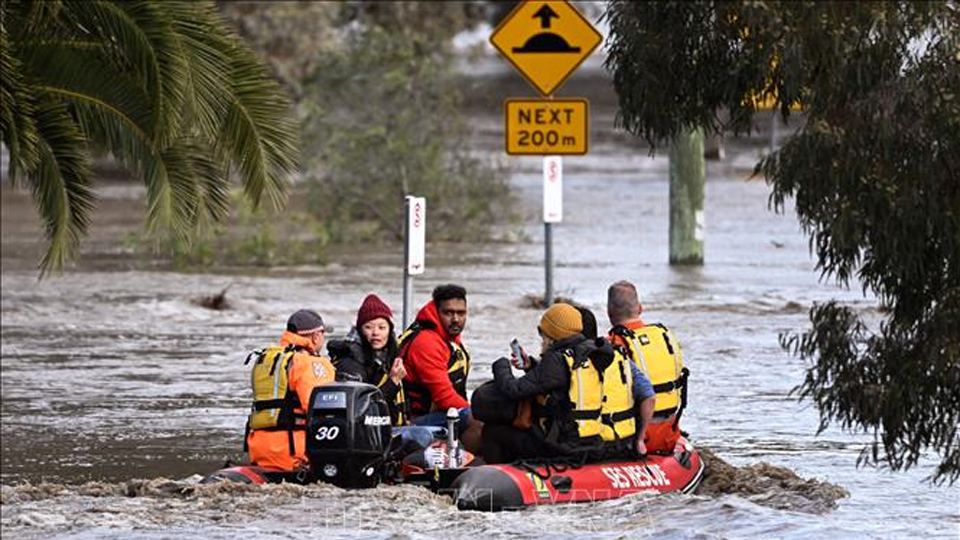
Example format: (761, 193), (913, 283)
(513, 5), (580, 54)
(490, 0), (602, 97)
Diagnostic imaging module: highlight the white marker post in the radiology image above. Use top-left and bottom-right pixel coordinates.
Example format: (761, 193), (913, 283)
(403, 196), (426, 328)
(543, 156), (562, 306)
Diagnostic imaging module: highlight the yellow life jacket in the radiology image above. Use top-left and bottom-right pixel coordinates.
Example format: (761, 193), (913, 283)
(372, 370), (408, 427)
(246, 346), (304, 432)
(613, 324), (684, 420)
(398, 322), (471, 416)
(564, 347), (636, 442)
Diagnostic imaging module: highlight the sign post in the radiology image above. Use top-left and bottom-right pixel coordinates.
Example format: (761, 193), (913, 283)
(543, 156), (562, 305)
(490, 0), (600, 305)
(403, 196), (425, 328)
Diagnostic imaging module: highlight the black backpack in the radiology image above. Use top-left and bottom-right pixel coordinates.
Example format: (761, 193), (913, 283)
(471, 380), (521, 425)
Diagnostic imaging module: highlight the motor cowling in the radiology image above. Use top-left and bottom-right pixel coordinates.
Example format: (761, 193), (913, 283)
(306, 382), (392, 488)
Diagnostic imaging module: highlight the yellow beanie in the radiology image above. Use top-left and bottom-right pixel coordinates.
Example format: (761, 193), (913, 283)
(539, 303), (583, 341)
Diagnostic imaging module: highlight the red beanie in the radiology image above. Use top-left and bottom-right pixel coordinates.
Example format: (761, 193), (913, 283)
(356, 294), (393, 328)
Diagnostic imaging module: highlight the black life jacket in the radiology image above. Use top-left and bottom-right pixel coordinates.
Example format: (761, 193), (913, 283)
(328, 338), (409, 426)
(397, 320), (470, 416)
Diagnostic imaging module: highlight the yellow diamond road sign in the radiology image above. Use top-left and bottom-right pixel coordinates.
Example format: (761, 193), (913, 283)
(490, 1), (602, 97)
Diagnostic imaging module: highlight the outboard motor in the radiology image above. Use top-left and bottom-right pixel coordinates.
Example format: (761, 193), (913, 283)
(306, 382), (392, 488)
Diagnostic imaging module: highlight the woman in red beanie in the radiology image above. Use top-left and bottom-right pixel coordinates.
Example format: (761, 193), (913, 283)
(327, 294), (408, 425)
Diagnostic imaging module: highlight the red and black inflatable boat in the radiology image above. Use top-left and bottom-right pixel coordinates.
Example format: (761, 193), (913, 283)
(205, 383), (704, 510)
(204, 436), (704, 512)
(202, 465), (302, 485)
(446, 437), (703, 511)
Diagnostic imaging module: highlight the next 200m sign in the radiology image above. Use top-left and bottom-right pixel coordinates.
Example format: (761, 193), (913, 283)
(504, 98), (588, 155)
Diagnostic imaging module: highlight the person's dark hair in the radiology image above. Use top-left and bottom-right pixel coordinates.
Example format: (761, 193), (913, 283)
(432, 284), (467, 305)
(577, 306), (598, 340)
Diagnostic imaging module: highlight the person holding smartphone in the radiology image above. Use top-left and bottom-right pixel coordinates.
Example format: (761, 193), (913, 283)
(484, 303), (656, 464)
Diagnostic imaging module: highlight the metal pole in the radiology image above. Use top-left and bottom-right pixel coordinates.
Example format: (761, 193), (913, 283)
(769, 111), (778, 155)
(669, 127), (705, 265)
(544, 222), (554, 306)
(402, 197), (413, 329)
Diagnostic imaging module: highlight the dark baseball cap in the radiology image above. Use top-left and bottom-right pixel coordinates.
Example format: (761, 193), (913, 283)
(286, 309), (324, 335)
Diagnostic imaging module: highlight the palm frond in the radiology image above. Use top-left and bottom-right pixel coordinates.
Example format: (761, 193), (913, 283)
(184, 140), (231, 226)
(65, 93), (189, 235)
(0, 9), (41, 181)
(5, 0), (299, 275)
(21, 0), (65, 36)
(60, 0), (189, 145)
(162, 139), (231, 233)
(28, 31), (225, 239)
(30, 101), (95, 276)
(161, 1), (232, 140)
(24, 41), (155, 135)
(65, 92), (233, 239)
(217, 39), (299, 210)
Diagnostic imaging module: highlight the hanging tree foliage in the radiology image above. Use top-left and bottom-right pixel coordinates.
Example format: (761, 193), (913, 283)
(1, 0), (299, 275)
(604, 1), (960, 483)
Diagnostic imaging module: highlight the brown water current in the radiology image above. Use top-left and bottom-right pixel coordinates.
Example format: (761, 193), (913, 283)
(2, 80), (958, 538)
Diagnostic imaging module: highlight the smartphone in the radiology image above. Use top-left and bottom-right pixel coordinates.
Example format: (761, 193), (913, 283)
(510, 338), (524, 361)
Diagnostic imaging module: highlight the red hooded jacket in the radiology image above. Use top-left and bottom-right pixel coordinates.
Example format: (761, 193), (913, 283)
(401, 301), (470, 413)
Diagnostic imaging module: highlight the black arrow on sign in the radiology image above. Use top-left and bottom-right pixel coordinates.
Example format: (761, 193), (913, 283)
(533, 4), (559, 29)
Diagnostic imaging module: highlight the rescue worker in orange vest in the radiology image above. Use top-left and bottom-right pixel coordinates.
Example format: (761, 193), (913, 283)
(607, 281), (689, 454)
(245, 309), (336, 472)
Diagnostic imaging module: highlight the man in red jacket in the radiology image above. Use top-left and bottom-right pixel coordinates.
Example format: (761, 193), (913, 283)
(400, 284), (482, 453)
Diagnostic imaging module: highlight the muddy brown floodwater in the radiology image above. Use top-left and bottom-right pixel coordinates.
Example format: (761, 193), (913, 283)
(3, 70), (958, 539)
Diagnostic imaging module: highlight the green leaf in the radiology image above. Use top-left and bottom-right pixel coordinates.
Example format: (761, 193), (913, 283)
(3, 0), (300, 274)
(217, 39), (298, 209)
(30, 101), (95, 275)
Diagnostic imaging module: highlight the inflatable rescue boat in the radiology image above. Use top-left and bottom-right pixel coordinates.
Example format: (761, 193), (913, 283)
(445, 436), (702, 510)
(204, 382), (704, 510)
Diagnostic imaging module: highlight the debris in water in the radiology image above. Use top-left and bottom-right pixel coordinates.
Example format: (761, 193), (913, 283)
(696, 446), (850, 513)
(519, 293), (578, 310)
(783, 301), (805, 313)
(194, 284), (233, 310)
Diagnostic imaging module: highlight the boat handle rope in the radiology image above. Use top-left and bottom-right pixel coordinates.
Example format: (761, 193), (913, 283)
(514, 451), (590, 481)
